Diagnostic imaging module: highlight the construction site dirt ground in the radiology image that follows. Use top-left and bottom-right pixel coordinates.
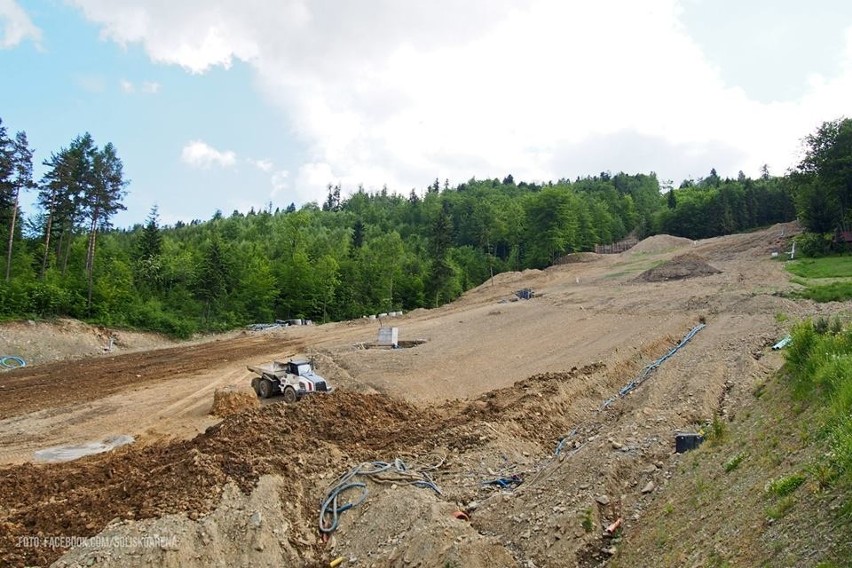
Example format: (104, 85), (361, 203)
(0, 222), (847, 567)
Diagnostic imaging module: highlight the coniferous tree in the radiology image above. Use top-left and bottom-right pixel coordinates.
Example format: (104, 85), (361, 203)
(196, 237), (231, 322)
(0, 119), (13, 213)
(6, 131), (34, 281)
(83, 141), (128, 310)
(428, 201), (455, 306)
(0, 121), (17, 278)
(135, 206), (163, 294)
(138, 206), (162, 260)
(666, 188), (677, 209)
(351, 219), (365, 249)
(38, 137), (92, 276)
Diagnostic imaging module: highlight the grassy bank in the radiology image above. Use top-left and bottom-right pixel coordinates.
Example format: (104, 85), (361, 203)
(786, 318), (852, 492)
(613, 318), (851, 567)
(787, 255), (852, 302)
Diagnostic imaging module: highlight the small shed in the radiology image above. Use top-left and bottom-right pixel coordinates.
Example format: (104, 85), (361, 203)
(834, 230), (852, 244)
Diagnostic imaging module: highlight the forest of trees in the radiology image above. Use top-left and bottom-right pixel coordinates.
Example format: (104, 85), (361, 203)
(1, 114), (846, 337)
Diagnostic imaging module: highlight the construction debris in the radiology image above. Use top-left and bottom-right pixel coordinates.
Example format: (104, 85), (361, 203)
(515, 288), (535, 300)
(0, 356), (25, 369)
(675, 432), (704, 453)
(319, 458), (442, 535)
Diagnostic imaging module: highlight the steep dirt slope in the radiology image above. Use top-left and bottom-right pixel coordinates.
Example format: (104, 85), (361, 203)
(612, 364), (851, 568)
(0, 318), (177, 368)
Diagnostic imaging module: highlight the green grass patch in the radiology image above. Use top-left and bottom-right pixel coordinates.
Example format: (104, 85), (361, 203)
(791, 281), (852, 303)
(766, 495), (796, 520)
(766, 473), (806, 497)
(580, 508), (594, 533)
(786, 255), (852, 302)
(704, 415), (728, 445)
(785, 319), (852, 486)
(724, 451), (747, 472)
(786, 256), (852, 279)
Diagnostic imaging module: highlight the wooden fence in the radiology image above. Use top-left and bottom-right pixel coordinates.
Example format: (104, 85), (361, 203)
(594, 238), (638, 254)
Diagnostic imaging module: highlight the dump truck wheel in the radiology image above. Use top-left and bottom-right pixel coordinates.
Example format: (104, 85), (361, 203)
(258, 379), (274, 399)
(251, 377), (261, 396)
(283, 386), (297, 404)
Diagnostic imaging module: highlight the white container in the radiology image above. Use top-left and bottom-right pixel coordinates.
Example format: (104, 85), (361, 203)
(377, 327), (399, 347)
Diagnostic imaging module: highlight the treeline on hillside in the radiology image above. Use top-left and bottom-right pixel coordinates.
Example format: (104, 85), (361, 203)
(787, 117), (852, 256)
(658, 168), (795, 239)
(0, 113), (802, 336)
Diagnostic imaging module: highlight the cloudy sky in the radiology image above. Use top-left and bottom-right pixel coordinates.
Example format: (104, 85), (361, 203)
(1, 0), (851, 226)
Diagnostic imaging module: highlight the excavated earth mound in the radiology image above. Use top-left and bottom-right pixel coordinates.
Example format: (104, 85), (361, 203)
(0, 393), (436, 567)
(637, 253), (722, 282)
(630, 234), (694, 254)
(0, 363), (615, 568)
(554, 252), (601, 264)
(210, 385), (260, 417)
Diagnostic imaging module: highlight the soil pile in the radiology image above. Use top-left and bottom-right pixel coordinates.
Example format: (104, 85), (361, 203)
(0, 392), (437, 567)
(52, 476), (323, 568)
(210, 385), (259, 417)
(637, 253), (721, 282)
(0, 362), (617, 568)
(630, 234), (694, 254)
(554, 252), (601, 264)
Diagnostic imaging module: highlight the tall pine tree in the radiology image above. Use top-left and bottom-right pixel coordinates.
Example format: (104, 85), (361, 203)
(6, 131), (34, 280)
(84, 140), (128, 310)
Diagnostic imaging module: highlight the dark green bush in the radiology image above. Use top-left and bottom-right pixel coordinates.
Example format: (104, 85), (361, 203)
(796, 232), (834, 258)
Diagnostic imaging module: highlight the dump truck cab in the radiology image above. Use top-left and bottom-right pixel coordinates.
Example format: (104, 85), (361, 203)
(286, 359), (330, 394)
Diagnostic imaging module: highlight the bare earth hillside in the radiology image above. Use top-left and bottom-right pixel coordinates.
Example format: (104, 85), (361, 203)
(0, 222), (847, 567)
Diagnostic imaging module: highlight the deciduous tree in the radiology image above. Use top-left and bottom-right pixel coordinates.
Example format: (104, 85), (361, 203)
(792, 117), (852, 233)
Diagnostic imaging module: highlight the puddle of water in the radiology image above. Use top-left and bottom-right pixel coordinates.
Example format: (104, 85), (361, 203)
(34, 435), (135, 463)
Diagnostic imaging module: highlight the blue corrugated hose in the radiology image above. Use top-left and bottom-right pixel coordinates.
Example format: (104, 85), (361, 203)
(0, 356), (26, 369)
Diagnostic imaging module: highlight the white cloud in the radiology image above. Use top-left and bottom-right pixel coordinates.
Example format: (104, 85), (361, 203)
(181, 140), (237, 169)
(120, 79), (161, 94)
(72, 0), (852, 202)
(69, 0), (267, 73)
(271, 169), (289, 197)
(141, 81), (161, 94)
(249, 158), (273, 172)
(0, 0), (41, 49)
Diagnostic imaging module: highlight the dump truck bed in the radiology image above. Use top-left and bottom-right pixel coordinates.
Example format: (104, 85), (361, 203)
(246, 361), (289, 378)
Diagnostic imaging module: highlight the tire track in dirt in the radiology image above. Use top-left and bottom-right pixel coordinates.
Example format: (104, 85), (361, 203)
(0, 332), (307, 420)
